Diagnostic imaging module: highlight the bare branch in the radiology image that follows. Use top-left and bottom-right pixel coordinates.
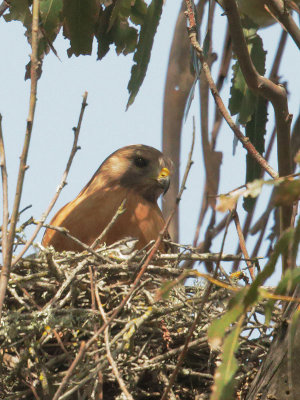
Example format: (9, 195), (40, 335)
(0, 0), (40, 321)
(232, 209), (255, 281)
(0, 115), (9, 258)
(38, 222), (113, 264)
(160, 208), (233, 400)
(265, 0), (300, 50)
(91, 199), (126, 249)
(12, 92), (88, 266)
(0, 0), (10, 18)
(97, 293), (134, 400)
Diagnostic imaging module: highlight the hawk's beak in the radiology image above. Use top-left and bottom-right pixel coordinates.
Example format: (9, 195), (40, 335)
(157, 167), (170, 195)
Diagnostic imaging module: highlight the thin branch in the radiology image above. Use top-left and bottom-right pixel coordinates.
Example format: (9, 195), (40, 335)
(12, 92), (88, 266)
(89, 267), (103, 399)
(97, 291), (134, 400)
(38, 222), (113, 264)
(269, 30), (288, 81)
(161, 210), (233, 400)
(52, 341), (86, 400)
(0, 0), (10, 18)
(232, 126), (277, 272)
(265, 0), (300, 50)
(185, 1), (279, 180)
(222, 0), (293, 234)
(0, 0), (40, 321)
(0, 114), (9, 258)
(91, 199), (126, 249)
(211, 24), (232, 149)
(232, 209), (255, 281)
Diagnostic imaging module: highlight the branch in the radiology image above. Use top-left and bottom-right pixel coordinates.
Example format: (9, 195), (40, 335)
(222, 0), (293, 233)
(38, 222), (113, 264)
(232, 209), (255, 281)
(97, 291), (134, 400)
(0, 115), (8, 258)
(0, 0), (40, 321)
(160, 208), (233, 400)
(91, 199), (126, 249)
(12, 92), (88, 266)
(185, 1), (279, 180)
(0, 0), (10, 18)
(265, 0), (300, 50)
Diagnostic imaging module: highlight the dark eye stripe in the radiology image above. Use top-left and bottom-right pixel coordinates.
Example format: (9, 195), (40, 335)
(134, 156), (149, 168)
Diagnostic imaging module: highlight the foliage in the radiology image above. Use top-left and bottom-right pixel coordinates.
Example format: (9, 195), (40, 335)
(228, 24), (268, 211)
(3, 0), (163, 106)
(207, 215), (300, 399)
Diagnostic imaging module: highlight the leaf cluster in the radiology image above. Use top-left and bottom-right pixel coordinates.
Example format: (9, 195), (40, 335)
(4, 0), (163, 105)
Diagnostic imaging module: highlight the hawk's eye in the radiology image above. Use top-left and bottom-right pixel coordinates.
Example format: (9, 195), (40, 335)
(134, 156), (149, 168)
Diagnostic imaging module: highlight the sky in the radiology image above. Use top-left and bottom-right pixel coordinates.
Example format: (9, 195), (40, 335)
(0, 2), (299, 280)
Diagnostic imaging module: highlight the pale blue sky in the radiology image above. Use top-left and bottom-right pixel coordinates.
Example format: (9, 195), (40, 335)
(0, 2), (299, 280)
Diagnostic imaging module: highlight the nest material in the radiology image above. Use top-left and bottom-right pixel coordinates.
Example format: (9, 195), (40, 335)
(0, 245), (275, 400)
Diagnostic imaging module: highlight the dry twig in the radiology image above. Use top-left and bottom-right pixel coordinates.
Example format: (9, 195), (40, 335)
(12, 92), (88, 266)
(0, 0), (40, 321)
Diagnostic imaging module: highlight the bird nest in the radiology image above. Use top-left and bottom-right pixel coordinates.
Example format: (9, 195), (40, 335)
(0, 242), (276, 400)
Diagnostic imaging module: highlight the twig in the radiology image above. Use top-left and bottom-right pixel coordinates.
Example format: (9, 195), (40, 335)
(211, 24), (232, 148)
(38, 222), (112, 264)
(160, 208), (233, 400)
(0, 0), (40, 321)
(97, 291), (134, 400)
(222, 0), (293, 235)
(0, 114), (9, 258)
(43, 259), (88, 312)
(232, 209), (255, 281)
(12, 92), (88, 266)
(269, 30), (288, 81)
(91, 199), (126, 249)
(159, 371), (177, 400)
(156, 252), (257, 262)
(265, 0), (300, 50)
(232, 125), (277, 272)
(52, 119), (196, 399)
(0, 0), (10, 18)
(185, 6), (279, 181)
(89, 267), (104, 399)
(52, 341), (86, 400)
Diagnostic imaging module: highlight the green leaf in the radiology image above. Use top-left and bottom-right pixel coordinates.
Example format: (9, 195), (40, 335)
(210, 321), (242, 400)
(245, 229), (294, 306)
(96, 5), (138, 60)
(292, 216), (300, 263)
(274, 180), (300, 207)
(40, 0), (63, 42)
(130, 0), (147, 25)
(243, 95), (268, 211)
(265, 267), (300, 324)
(228, 31), (266, 125)
(127, 0), (163, 109)
(208, 290), (245, 349)
(4, 0), (32, 29)
(108, 0), (131, 31)
(289, 307), (300, 346)
(63, 0), (100, 57)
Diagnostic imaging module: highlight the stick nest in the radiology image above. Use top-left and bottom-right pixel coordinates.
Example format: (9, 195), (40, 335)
(0, 244), (277, 400)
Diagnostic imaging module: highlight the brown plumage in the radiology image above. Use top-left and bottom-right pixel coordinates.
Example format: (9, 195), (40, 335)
(42, 145), (173, 252)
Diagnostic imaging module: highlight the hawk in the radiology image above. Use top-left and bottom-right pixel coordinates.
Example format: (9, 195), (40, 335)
(42, 145), (173, 252)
